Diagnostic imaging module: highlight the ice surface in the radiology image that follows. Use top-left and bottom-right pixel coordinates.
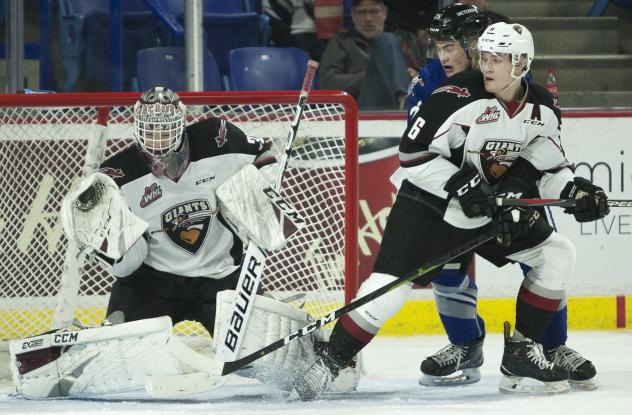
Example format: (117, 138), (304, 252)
(1, 331), (631, 415)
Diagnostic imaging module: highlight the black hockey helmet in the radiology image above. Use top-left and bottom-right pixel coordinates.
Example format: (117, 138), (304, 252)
(428, 4), (487, 42)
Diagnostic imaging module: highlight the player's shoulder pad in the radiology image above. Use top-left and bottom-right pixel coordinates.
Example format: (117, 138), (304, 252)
(186, 117), (252, 162)
(527, 82), (562, 123)
(432, 70), (487, 100)
(411, 70), (487, 126)
(98, 146), (148, 187)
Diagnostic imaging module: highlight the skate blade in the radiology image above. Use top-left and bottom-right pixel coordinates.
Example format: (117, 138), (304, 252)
(420, 368), (481, 387)
(570, 378), (598, 391)
(499, 375), (570, 394)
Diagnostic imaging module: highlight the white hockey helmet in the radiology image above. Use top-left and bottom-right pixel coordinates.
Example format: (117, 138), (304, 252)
(477, 22), (534, 78)
(133, 87), (189, 180)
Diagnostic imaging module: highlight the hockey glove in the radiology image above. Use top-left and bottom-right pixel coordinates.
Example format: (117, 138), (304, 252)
(444, 168), (496, 218)
(494, 206), (540, 248)
(560, 177), (610, 222)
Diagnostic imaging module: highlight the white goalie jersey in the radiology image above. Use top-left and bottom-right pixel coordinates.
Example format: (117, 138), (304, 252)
(98, 117), (277, 279)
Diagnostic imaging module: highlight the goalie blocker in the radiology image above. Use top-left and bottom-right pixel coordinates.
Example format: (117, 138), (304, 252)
(216, 163), (306, 252)
(10, 291), (361, 399)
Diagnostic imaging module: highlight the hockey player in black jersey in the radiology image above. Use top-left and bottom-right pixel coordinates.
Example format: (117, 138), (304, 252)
(291, 22), (609, 400)
(97, 87), (278, 335)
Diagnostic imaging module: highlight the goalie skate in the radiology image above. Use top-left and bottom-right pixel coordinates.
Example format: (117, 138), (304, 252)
(546, 345), (597, 390)
(419, 337), (484, 386)
(499, 322), (570, 394)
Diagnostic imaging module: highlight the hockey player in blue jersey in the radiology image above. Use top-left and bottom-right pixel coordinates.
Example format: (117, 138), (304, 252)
(405, 4), (596, 390)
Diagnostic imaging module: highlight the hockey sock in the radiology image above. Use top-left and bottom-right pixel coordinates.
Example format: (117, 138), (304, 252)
(515, 285), (560, 340)
(538, 306), (568, 349)
(326, 315), (374, 369)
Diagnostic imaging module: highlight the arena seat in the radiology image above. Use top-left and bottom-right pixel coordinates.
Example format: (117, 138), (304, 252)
(59, 0), (169, 91)
(137, 46), (222, 91)
(229, 47), (311, 91)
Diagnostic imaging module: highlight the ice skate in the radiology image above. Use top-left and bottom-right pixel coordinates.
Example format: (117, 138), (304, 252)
(546, 345), (597, 390)
(499, 322), (570, 394)
(289, 354), (343, 402)
(419, 337), (484, 386)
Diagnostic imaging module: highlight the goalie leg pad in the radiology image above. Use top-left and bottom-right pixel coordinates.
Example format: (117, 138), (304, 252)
(10, 317), (182, 399)
(213, 290), (317, 389)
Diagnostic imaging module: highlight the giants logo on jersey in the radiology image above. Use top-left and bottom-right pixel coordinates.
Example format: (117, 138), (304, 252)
(469, 140), (523, 183)
(432, 85), (471, 98)
(214, 119), (228, 147)
(140, 183), (162, 207)
(161, 199), (215, 254)
(475, 106), (501, 124)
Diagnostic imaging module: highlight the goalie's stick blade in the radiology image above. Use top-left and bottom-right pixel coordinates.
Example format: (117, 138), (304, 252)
(219, 229), (496, 376)
(496, 198), (632, 208)
(146, 372), (225, 398)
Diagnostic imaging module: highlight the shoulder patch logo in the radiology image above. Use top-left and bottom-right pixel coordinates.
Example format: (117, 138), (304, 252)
(98, 167), (125, 178)
(475, 106), (501, 124)
(214, 119), (228, 148)
(432, 85), (471, 98)
(140, 183), (162, 208)
(161, 199), (215, 254)
(407, 74), (425, 96)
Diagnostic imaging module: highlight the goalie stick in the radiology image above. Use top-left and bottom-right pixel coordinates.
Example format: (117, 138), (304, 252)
(152, 228), (496, 391)
(53, 122), (109, 329)
(496, 198), (632, 208)
(217, 60), (319, 362)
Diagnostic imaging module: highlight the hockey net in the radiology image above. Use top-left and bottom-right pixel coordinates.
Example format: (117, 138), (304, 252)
(0, 91), (358, 375)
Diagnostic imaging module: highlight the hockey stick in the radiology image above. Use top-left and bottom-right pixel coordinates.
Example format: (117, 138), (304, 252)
(496, 198), (632, 208)
(169, 228), (494, 380)
(217, 60), (319, 362)
(53, 122), (109, 329)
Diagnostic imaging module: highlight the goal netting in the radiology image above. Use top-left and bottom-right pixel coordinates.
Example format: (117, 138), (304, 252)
(0, 91), (358, 374)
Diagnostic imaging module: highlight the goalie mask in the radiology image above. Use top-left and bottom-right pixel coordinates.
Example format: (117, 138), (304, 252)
(134, 87), (189, 181)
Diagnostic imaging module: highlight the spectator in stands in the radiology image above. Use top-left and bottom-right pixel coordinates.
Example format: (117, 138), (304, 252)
(264, 0), (331, 60)
(384, 0), (438, 75)
(319, 0), (412, 110)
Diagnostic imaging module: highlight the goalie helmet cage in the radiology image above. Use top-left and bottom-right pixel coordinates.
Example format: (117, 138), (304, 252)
(0, 90), (358, 358)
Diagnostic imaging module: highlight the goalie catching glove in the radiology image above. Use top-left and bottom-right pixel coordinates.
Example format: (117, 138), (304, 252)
(60, 172), (148, 260)
(560, 177), (610, 222)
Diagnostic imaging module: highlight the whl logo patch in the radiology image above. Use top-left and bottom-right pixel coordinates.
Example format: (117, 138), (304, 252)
(161, 199), (214, 254)
(476, 106), (501, 124)
(140, 183), (162, 208)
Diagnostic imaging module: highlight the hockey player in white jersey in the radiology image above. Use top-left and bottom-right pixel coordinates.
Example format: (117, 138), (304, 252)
(291, 22), (610, 401)
(9, 87), (360, 399)
(408, 4), (597, 390)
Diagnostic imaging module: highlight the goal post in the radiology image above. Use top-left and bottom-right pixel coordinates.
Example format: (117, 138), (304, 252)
(0, 91), (359, 355)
